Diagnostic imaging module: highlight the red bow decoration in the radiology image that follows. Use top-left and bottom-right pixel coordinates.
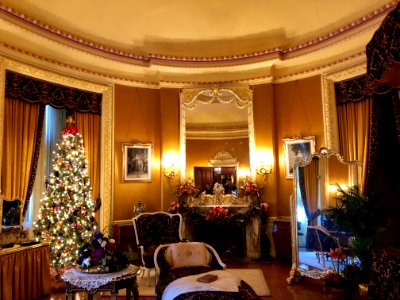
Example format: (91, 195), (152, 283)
(62, 125), (79, 136)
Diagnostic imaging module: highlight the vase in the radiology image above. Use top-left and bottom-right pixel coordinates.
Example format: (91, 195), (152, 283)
(134, 200), (145, 216)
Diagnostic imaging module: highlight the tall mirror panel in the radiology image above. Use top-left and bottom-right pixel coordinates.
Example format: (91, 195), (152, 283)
(288, 148), (361, 283)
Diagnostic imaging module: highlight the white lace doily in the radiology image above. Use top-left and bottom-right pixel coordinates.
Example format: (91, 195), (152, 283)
(62, 264), (139, 291)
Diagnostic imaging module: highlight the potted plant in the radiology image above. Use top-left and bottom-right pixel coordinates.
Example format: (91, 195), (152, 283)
(323, 185), (388, 285)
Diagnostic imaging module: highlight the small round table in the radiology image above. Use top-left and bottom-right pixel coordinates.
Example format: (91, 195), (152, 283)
(62, 264), (141, 300)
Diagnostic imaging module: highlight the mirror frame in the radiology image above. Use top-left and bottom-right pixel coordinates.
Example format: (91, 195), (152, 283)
(0, 194), (24, 234)
(287, 147), (361, 283)
(179, 85), (255, 179)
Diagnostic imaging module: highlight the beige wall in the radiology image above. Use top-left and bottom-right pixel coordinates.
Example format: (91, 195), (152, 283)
(112, 76), (325, 220)
(272, 76), (325, 216)
(160, 88), (180, 212)
(252, 84), (278, 215)
(114, 85), (161, 220)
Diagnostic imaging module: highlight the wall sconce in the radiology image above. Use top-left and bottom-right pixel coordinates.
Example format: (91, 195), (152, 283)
(256, 163), (272, 183)
(163, 153), (180, 181)
(256, 164), (272, 176)
(254, 150), (273, 182)
(163, 162), (178, 180)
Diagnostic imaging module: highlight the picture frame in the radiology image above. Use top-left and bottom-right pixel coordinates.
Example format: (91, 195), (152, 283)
(122, 143), (152, 182)
(283, 136), (316, 179)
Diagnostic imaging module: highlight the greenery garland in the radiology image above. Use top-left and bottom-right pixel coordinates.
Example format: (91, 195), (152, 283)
(169, 178), (269, 225)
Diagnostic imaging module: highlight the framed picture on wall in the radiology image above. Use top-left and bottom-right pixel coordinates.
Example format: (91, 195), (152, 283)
(122, 143), (152, 182)
(283, 136), (316, 179)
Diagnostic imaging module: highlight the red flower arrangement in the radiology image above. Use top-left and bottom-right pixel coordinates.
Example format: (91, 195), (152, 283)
(238, 178), (264, 198)
(177, 179), (198, 197)
(169, 201), (180, 213)
(206, 206), (228, 221)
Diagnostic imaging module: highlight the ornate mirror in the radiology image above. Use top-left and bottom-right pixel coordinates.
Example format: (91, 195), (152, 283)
(0, 194), (24, 234)
(287, 148), (361, 283)
(180, 85), (255, 183)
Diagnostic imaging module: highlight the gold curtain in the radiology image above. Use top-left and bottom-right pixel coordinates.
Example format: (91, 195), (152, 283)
(1, 98), (42, 200)
(337, 98), (372, 190)
(303, 158), (319, 225)
(73, 112), (101, 200)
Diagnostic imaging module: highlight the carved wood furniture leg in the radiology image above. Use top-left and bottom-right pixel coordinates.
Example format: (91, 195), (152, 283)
(132, 277), (139, 300)
(65, 291), (73, 300)
(125, 287), (131, 300)
(65, 282), (74, 300)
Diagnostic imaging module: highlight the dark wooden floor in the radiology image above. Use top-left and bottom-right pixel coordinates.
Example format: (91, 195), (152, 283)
(43, 258), (366, 300)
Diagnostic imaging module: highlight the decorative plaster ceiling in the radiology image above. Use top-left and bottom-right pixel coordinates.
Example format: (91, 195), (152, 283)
(0, 0), (398, 87)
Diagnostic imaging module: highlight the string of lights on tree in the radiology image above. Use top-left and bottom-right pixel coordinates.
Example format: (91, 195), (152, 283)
(34, 116), (97, 271)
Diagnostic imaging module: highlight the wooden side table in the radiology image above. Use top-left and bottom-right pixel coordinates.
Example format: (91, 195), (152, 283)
(63, 265), (140, 300)
(272, 219), (292, 263)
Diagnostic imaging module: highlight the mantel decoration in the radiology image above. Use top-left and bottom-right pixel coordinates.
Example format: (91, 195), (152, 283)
(170, 177), (268, 225)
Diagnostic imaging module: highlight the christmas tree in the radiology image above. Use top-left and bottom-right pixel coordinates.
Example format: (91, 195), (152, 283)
(34, 116), (96, 271)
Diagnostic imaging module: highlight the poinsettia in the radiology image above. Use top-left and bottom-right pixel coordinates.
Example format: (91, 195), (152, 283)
(169, 201), (180, 213)
(207, 206), (228, 221)
(238, 178), (264, 197)
(176, 179), (198, 197)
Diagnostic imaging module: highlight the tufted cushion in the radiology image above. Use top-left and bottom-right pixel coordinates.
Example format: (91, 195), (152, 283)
(165, 242), (212, 269)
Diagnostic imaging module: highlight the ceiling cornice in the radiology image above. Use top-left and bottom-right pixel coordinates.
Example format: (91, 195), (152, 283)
(0, 2), (394, 66)
(0, 1), (397, 86)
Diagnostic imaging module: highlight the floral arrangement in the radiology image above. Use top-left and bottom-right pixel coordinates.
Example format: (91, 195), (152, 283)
(206, 206), (228, 221)
(238, 177), (264, 198)
(169, 201), (180, 214)
(76, 230), (128, 273)
(177, 178), (198, 198)
(324, 247), (346, 287)
(170, 177), (269, 227)
(329, 247), (346, 273)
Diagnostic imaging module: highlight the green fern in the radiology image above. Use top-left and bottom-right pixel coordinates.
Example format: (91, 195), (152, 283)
(323, 184), (387, 278)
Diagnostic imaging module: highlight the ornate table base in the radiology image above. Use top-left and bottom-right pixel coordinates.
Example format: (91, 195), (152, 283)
(63, 265), (140, 300)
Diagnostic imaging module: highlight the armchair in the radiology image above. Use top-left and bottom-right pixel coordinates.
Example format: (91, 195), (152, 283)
(154, 242), (260, 300)
(132, 212), (185, 285)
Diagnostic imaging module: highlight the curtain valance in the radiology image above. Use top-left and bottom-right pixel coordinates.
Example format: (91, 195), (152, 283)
(334, 74), (393, 105)
(366, 2), (400, 87)
(5, 71), (102, 114)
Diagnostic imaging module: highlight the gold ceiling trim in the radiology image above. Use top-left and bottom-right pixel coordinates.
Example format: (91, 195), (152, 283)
(0, 2), (395, 66)
(0, 42), (367, 87)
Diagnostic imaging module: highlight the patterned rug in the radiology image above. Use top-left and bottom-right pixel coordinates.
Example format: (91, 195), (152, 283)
(130, 268), (271, 297)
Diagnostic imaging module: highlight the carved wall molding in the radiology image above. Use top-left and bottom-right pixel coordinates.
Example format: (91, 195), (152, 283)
(0, 57), (114, 232)
(180, 85), (253, 109)
(321, 63), (367, 151)
(208, 149), (238, 166)
(180, 85), (256, 178)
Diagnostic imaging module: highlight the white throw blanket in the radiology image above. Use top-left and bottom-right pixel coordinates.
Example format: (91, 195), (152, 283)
(162, 270), (240, 300)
